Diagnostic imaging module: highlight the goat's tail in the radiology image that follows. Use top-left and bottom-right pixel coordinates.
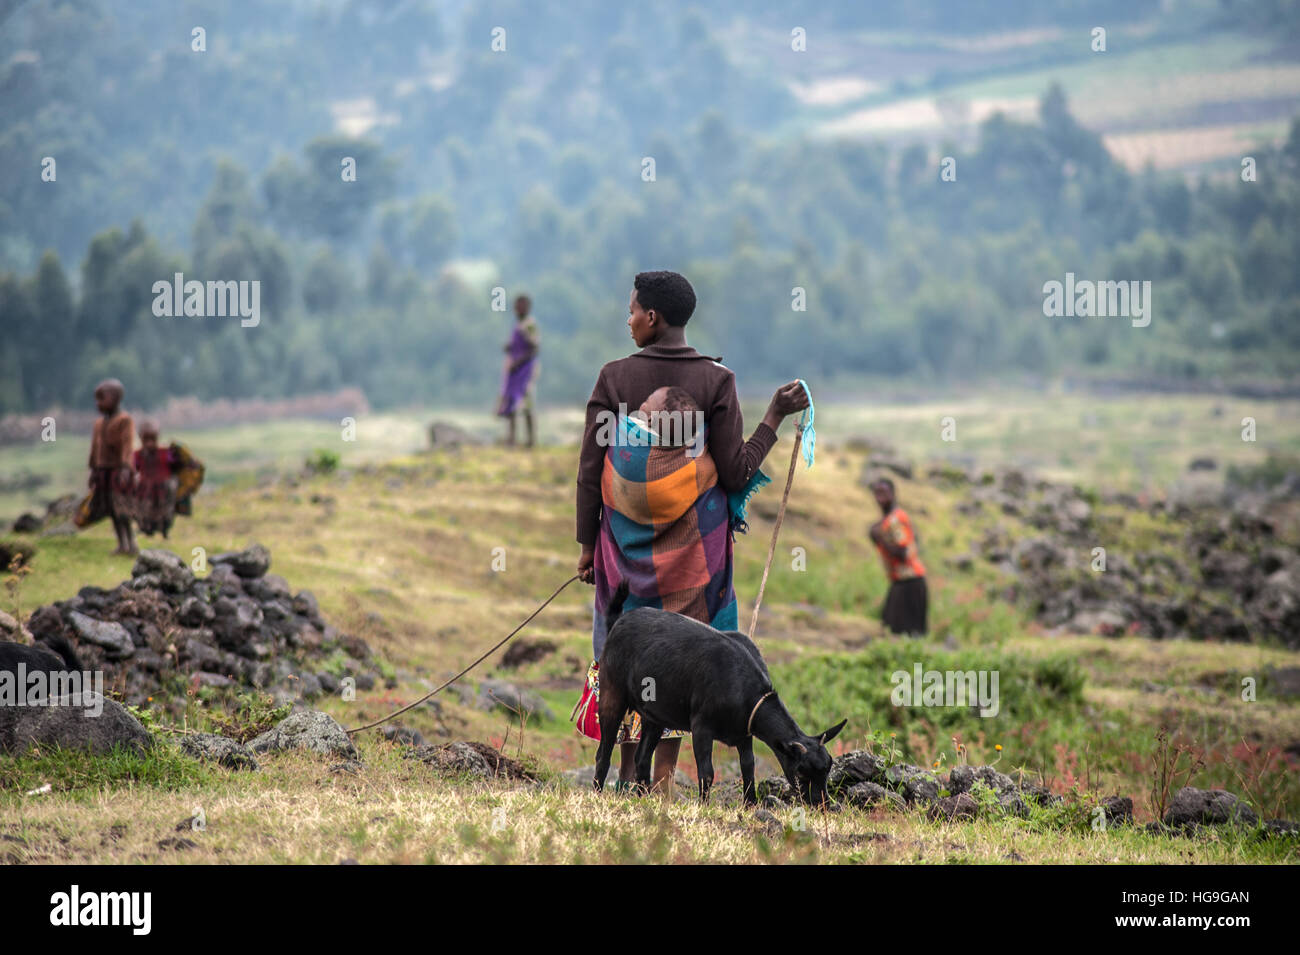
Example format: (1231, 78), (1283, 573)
(605, 580), (631, 637)
(39, 633), (84, 671)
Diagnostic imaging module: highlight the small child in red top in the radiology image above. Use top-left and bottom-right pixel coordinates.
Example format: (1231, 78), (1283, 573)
(132, 420), (179, 538)
(869, 477), (928, 636)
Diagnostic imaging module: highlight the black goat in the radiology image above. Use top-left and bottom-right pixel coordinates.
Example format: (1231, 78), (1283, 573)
(593, 582), (846, 805)
(0, 633), (83, 676)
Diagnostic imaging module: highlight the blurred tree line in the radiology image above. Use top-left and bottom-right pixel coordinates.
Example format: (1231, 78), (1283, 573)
(1, 0), (1298, 414)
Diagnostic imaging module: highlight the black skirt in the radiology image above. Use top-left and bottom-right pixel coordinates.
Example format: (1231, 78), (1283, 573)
(882, 577), (928, 636)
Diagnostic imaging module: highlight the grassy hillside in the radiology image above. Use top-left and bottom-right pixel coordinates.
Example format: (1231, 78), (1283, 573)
(2, 401), (1298, 863)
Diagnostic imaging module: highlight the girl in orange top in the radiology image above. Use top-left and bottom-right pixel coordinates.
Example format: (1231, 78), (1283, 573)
(869, 478), (928, 635)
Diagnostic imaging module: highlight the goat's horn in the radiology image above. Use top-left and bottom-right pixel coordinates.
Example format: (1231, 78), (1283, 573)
(791, 741), (807, 754)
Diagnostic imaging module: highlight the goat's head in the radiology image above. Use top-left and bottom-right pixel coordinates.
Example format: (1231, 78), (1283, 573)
(773, 718), (848, 806)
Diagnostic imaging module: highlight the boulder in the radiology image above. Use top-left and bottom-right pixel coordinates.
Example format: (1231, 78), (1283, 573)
(827, 751), (886, 793)
(884, 764), (938, 804)
(177, 596), (215, 627)
(1163, 786), (1257, 828)
(1101, 795), (1133, 825)
(25, 605), (65, 643)
(408, 740), (539, 781)
(948, 764), (1016, 795)
(211, 544), (271, 579)
(291, 590), (322, 621)
(67, 611), (134, 658)
(997, 791), (1029, 816)
(248, 710), (359, 760)
(1018, 782), (1062, 807)
(179, 732), (260, 770)
(131, 549), (194, 593)
(260, 599), (299, 636)
(927, 793), (978, 821)
(0, 692), (152, 755)
(243, 573), (291, 603)
(413, 740), (494, 778)
(206, 563), (244, 596)
(842, 781), (905, 811)
(900, 772), (940, 804)
(210, 596), (264, 654)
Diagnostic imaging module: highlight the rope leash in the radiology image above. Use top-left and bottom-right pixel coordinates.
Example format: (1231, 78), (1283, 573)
(345, 574), (580, 735)
(748, 380), (815, 639)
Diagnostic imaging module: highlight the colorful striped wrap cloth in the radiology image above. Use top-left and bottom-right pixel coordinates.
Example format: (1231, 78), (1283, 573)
(589, 415), (769, 660)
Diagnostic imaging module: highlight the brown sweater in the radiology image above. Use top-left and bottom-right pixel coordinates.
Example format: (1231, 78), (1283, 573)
(89, 411), (135, 469)
(576, 343), (778, 546)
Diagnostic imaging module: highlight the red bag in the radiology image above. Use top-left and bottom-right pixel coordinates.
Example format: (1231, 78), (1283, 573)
(571, 660), (602, 740)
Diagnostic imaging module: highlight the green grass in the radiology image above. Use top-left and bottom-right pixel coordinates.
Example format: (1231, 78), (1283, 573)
(0, 742), (213, 797)
(2, 391), (1298, 862)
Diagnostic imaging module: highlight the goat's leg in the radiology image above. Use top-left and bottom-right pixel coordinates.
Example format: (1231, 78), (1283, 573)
(593, 685), (626, 792)
(593, 735), (615, 793)
(737, 735), (757, 806)
(634, 721), (663, 794)
(691, 729), (715, 801)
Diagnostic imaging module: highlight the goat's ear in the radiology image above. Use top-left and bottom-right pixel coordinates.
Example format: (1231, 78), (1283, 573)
(819, 719), (848, 744)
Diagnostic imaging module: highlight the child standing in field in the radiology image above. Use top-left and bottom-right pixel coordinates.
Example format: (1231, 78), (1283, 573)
(131, 420), (205, 538)
(498, 294), (540, 448)
(76, 378), (137, 555)
(869, 477), (928, 636)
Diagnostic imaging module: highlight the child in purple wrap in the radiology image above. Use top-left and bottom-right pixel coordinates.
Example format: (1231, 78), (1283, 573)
(498, 294), (540, 448)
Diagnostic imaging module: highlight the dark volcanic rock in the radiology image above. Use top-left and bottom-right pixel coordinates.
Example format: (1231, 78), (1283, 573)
(1101, 795), (1133, 826)
(177, 596), (215, 627)
(927, 793), (979, 821)
(180, 732), (260, 770)
(132, 549), (194, 593)
(408, 740), (538, 781)
(0, 692), (152, 756)
(211, 544), (271, 579)
(827, 751), (886, 794)
(248, 710), (359, 761)
(842, 782), (905, 811)
(67, 611), (134, 658)
(1163, 786), (1258, 829)
(948, 764), (1016, 796)
(16, 544), (386, 712)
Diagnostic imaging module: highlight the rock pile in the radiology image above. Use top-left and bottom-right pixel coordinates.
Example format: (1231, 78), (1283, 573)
(22, 544), (386, 709)
(860, 458), (1300, 646)
(814, 751), (1297, 837)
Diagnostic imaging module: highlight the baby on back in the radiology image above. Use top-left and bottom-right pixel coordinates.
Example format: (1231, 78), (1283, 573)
(634, 385), (705, 452)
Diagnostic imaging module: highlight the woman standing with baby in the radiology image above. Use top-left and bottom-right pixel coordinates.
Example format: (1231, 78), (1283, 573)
(571, 270), (808, 793)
